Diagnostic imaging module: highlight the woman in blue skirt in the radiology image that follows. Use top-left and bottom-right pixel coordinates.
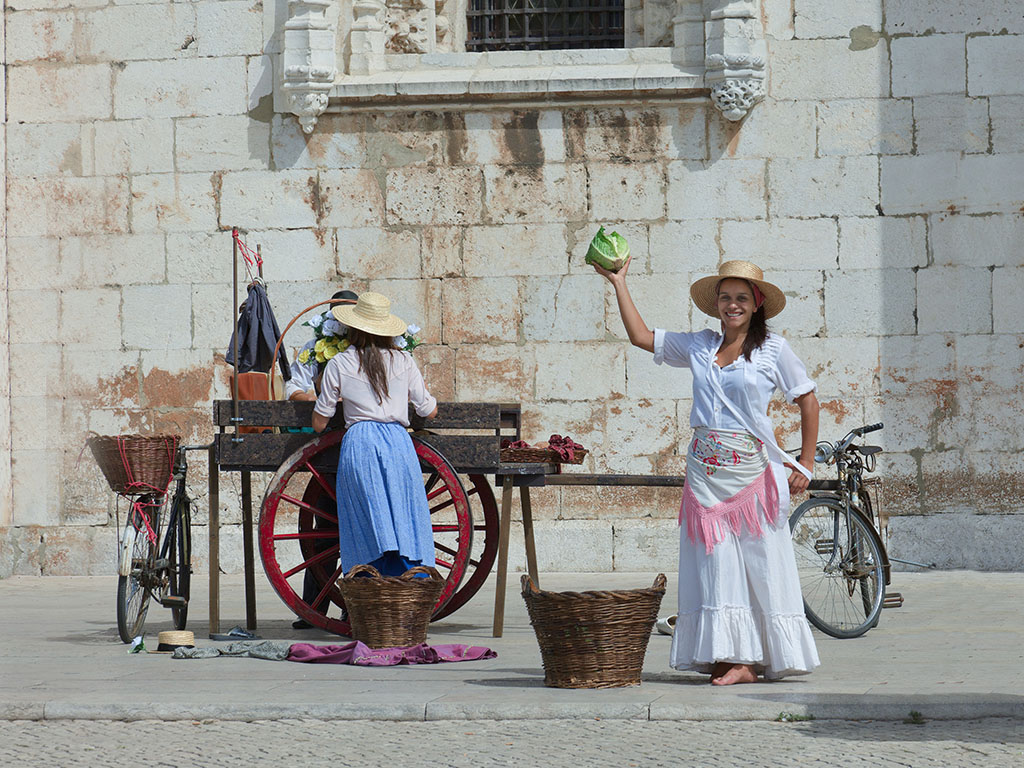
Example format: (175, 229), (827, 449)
(312, 292), (438, 577)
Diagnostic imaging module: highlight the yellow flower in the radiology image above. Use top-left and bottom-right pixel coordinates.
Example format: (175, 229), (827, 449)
(298, 349), (311, 364)
(315, 351), (326, 363)
(323, 345), (339, 360)
(314, 339), (327, 354)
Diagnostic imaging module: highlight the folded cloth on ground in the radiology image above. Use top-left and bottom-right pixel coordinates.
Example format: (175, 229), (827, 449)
(288, 641), (496, 665)
(172, 640), (292, 660)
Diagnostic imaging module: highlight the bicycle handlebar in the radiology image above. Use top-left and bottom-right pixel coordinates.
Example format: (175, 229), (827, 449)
(856, 422), (883, 435)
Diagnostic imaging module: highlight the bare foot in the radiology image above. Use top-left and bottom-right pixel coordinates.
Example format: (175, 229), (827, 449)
(711, 664), (758, 686)
(710, 662), (731, 681)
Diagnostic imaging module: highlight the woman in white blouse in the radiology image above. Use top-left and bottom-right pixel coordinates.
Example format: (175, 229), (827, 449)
(312, 292), (438, 578)
(594, 259), (821, 685)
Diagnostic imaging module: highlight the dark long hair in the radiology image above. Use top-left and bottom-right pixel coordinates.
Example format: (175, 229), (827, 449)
(718, 278), (769, 361)
(346, 328), (397, 404)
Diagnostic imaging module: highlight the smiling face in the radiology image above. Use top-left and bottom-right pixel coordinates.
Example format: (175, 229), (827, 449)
(716, 278), (757, 332)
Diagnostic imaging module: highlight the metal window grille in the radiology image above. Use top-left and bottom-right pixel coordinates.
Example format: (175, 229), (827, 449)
(466, 0), (625, 52)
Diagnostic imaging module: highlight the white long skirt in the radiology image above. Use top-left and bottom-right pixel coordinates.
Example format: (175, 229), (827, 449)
(669, 462), (820, 680)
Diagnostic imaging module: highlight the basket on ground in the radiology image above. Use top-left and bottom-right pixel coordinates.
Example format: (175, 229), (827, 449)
(87, 434), (180, 495)
(336, 564), (445, 648)
(521, 573), (666, 689)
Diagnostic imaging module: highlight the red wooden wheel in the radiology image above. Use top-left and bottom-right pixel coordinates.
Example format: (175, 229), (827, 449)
(258, 430), (474, 635)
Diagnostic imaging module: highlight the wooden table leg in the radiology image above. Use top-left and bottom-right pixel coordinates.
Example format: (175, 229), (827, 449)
(520, 485), (539, 588)
(241, 469), (257, 632)
(492, 475), (514, 638)
(208, 446), (220, 638)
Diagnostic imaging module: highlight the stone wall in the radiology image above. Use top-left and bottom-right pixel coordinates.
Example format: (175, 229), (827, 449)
(2, 0), (1023, 577)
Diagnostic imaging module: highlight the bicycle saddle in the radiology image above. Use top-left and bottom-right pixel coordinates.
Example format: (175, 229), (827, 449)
(857, 445), (883, 456)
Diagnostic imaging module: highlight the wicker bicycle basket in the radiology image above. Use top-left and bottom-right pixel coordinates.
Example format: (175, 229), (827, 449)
(87, 434), (180, 496)
(337, 564), (445, 648)
(521, 573), (666, 689)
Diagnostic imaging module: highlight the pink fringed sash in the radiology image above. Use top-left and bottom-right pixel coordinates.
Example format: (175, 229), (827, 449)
(679, 428), (780, 554)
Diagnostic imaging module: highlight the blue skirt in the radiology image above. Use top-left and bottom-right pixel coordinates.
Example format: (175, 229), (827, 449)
(335, 421), (436, 573)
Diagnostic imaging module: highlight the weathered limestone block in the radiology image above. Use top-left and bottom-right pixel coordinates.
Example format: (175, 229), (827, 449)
(589, 162), (666, 221)
(9, 290), (61, 344)
(421, 227), (462, 278)
(77, 4), (197, 61)
(769, 156), (879, 218)
(140, 349), (217, 409)
(244, 229), (335, 282)
(913, 96), (989, 155)
(6, 10), (75, 64)
(967, 34), (1024, 97)
(8, 63), (111, 122)
(219, 170), (318, 229)
(176, 115), (271, 172)
(604, 274), (693, 342)
(459, 110), (566, 166)
(131, 173), (218, 233)
(10, 396), (63, 451)
(195, 0), (264, 57)
(770, 39), (888, 101)
(558, 485), (677, 522)
(957, 334), (1024, 395)
(929, 213), (1024, 267)
(191, 285), (232, 351)
(122, 284), (193, 349)
(524, 274), (605, 345)
(884, 154), (1024, 214)
(666, 158), (767, 220)
(892, 34), (966, 97)
(816, 98), (913, 156)
(11, 449), (63, 526)
(0, 527), (46, 577)
(793, 1), (882, 40)
(365, 112), (448, 167)
(533, 342), (625, 400)
(520, 400), (608, 466)
(880, 333), (956, 397)
(564, 106), (704, 163)
(441, 277), (519, 343)
(6, 122), (88, 176)
(824, 268), (916, 335)
(886, 0), (1024, 35)
(483, 164), (588, 225)
(415, 344), (456, 402)
(769, 270), (826, 338)
(648, 220), (719, 276)
(8, 176), (129, 237)
(366, 277), (443, 344)
(387, 166), (483, 225)
(795, 335), (880, 400)
(271, 113), (365, 169)
(625, 344), (695, 400)
(990, 96), (1024, 154)
(720, 218), (838, 271)
(40, 526), (114, 576)
(888, 513), (1024, 571)
(454, 344), (535, 402)
(167, 232), (235, 285)
(61, 234), (166, 287)
(6, 237), (62, 290)
(94, 118), (175, 175)
(709, 99), (816, 159)
(839, 216), (927, 270)
(968, 452), (1024, 516)
(463, 223), (566, 277)
(319, 169), (387, 227)
(114, 57), (248, 119)
(60, 287), (123, 348)
(605, 398), (678, 464)
(9, 345), (62, 398)
(612, 519), (682, 571)
(530, 520), (614, 572)
(917, 267), (992, 334)
(337, 226), (420, 279)
(992, 268), (1024, 333)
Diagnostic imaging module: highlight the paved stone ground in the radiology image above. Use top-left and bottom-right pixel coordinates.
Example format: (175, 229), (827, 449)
(0, 718), (1021, 767)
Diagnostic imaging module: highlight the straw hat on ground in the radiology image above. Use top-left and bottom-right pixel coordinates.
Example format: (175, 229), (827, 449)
(331, 291), (407, 338)
(690, 261), (787, 320)
(150, 630), (195, 654)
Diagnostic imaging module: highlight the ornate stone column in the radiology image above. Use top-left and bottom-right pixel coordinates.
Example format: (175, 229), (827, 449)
(349, 0), (387, 75)
(672, 0), (705, 66)
(704, 0), (766, 121)
(282, 0), (338, 133)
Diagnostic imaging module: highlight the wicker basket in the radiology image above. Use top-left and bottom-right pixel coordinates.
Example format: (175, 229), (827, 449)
(87, 434), (180, 495)
(521, 573), (666, 689)
(337, 564), (445, 648)
(500, 447), (588, 465)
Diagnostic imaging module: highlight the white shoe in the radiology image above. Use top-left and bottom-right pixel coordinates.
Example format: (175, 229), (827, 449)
(655, 614), (677, 636)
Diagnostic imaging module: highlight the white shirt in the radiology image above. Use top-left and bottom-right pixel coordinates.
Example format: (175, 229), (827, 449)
(313, 346), (437, 428)
(284, 339), (317, 399)
(653, 328), (816, 478)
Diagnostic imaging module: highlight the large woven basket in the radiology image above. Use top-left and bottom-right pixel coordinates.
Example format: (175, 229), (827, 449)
(337, 564), (445, 648)
(521, 574), (666, 689)
(87, 434), (180, 496)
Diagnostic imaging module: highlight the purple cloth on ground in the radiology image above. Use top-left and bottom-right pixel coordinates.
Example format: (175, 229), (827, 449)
(287, 641), (497, 665)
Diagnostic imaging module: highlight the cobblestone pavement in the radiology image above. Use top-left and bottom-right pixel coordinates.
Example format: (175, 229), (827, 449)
(0, 718), (1021, 767)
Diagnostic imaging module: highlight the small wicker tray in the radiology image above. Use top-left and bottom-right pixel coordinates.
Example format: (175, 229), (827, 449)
(500, 447), (588, 465)
(522, 573), (666, 689)
(337, 564), (445, 648)
(87, 434), (179, 496)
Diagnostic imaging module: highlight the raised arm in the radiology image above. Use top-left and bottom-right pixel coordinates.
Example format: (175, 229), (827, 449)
(593, 258), (654, 353)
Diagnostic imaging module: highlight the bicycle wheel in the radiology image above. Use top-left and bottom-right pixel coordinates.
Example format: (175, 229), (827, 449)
(166, 495), (192, 630)
(116, 502), (157, 643)
(789, 498), (885, 639)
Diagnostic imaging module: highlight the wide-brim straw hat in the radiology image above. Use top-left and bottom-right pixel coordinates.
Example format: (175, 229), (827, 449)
(331, 291), (407, 337)
(149, 630), (195, 654)
(690, 261), (786, 319)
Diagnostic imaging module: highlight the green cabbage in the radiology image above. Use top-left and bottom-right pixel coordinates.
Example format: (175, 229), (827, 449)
(585, 226), (630, 271)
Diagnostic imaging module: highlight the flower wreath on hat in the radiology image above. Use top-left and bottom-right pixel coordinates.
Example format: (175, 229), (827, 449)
(296, 311), (423, 373)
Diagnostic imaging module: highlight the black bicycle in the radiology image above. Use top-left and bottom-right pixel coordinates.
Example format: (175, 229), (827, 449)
(789, 423), (890, 639)
(116, 445), (203, 643)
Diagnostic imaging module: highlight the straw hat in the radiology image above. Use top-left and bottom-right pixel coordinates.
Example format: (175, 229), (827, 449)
(331, 291), (407, 338)
(690, 261), (787, 319)
(150, 630), (195, 654)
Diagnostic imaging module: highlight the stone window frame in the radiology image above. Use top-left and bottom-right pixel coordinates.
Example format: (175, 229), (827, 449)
(278, 0), (767, 132)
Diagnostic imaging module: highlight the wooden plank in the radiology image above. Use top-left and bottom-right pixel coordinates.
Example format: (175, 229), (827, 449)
(410, 402), (502, 430)
(543, 474), (840, 491)
(413, 434), (501, 471)
(214, 400), (505, 431)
